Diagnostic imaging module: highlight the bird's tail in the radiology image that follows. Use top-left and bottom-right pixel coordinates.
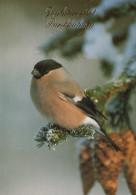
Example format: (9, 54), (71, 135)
(93, 127), (121, 151)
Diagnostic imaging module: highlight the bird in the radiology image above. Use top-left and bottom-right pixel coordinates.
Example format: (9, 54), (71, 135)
(30, 59), (121, 151)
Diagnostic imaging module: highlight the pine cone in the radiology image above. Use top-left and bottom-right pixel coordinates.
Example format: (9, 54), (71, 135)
(79, 141), (95, 195)
(79, 132), (124, 195)
(94, 133), (124, 195)
(121, 131), (136, 195)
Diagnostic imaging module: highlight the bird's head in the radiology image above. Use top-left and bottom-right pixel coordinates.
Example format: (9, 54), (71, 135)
(31, 59), (62, 79)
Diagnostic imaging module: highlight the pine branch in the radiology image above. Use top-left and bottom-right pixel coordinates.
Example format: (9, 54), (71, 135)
(86, 70), (136, 110)
(34, 124), (95, 149)
(41, 0), (136, 56)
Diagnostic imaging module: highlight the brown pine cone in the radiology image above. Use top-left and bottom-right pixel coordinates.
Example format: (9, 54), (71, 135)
(121, 131), (136, 195)
(79, 132), (124, 195)
(79, 141), (95, 195)
(94, 132), (124, 195)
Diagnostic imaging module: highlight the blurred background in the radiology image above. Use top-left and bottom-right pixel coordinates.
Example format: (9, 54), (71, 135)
(0, 0), (135, 195)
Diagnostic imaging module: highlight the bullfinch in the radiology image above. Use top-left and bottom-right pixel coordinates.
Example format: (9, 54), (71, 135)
(30, 59), (120, 151)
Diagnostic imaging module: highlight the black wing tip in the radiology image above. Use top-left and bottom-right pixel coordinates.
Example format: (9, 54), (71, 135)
(115, 145), (122, 151)
(104, 134), (121, 152)
(99, 128), (121, 152)
(113, 144), (121, 152)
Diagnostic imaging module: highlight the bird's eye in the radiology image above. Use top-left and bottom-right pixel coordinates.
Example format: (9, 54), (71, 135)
(31, 69), (41, 78)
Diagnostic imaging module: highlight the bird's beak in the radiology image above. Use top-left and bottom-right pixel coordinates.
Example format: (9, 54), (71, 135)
(31, 69), (41, 77)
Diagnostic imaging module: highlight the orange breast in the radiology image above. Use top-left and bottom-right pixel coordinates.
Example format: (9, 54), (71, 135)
(30, 75), (86, 129)
(45, 94), (86, 129)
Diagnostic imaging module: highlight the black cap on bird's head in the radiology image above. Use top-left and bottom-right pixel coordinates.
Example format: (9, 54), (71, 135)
(31, 59), (62, 79)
